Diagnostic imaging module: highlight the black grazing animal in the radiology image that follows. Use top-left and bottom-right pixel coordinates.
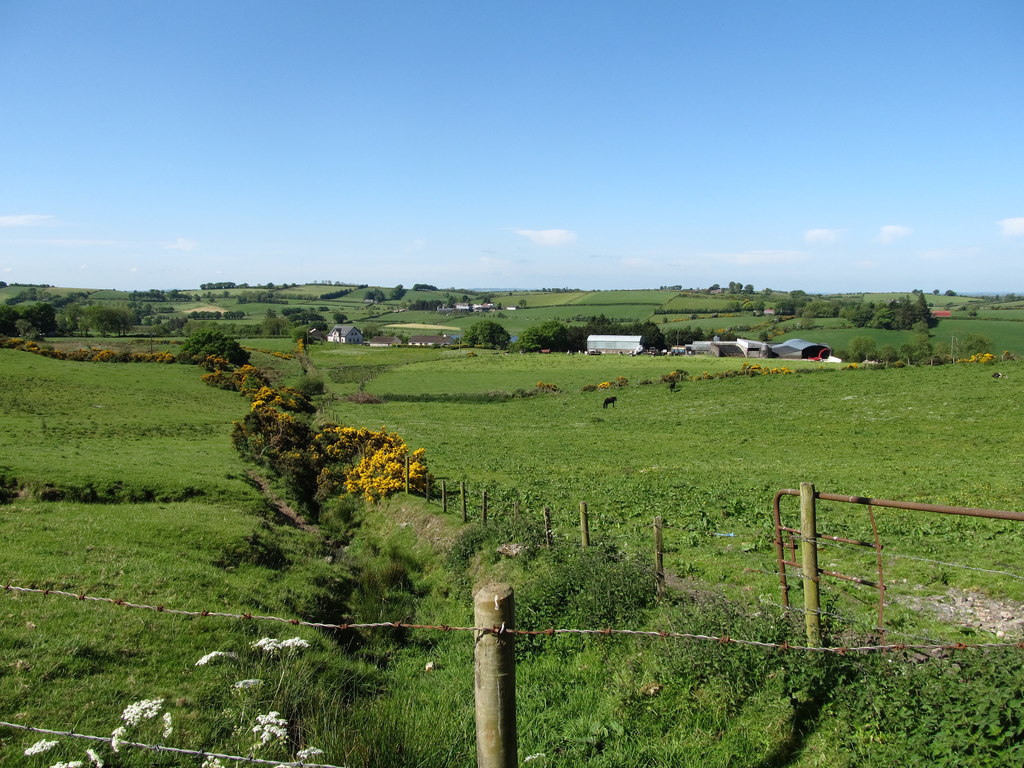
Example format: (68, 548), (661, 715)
(992, 372), (1006, 378)
(603, 396), (617, 408)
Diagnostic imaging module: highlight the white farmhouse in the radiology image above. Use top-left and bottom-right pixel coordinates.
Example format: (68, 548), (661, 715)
(327, 325), (364, 344)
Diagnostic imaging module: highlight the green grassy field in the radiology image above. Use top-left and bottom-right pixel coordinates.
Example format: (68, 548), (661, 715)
(5, 293), (1024, 765)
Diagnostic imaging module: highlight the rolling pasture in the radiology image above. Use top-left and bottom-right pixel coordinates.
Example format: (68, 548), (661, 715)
(4, 335), (1024, 766)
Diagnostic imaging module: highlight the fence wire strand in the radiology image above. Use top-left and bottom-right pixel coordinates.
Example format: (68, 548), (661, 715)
(5, 582), (1024, 655)
(0, 721), (345, 768)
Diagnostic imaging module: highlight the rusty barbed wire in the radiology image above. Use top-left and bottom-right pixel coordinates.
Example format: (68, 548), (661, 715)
(0, 720), (345, 768)
(5, 581), (1024, 655)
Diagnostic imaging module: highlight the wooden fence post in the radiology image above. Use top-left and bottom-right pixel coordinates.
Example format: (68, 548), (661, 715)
(579, 502), (590, 548)
(543, 507), (553, 547)
(441, 480), (448, 515)
(425, 473), (430, 502)
(800, 482), (821, 647)
(482, 490), (489, 525)
(513, 501), (520, 519)
(654, 516), (665, 597)
(461, 482), (468, 523)
(474, 583), (517, 768)
(404, 456), (410, 494)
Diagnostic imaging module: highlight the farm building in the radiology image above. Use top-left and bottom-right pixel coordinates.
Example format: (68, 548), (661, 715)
(675, 338), (768, 357)
(408, 334), (454, 347)
(586, 335), (643, 355)
(768, 338), (832, 360)
(327, 325), (364, 344)
(368, 336), (402, 347)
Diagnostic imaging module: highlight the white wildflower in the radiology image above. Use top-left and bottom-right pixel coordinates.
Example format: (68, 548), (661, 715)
(297, 746), (325, 760)
(110, 726), (126, 753)
(523, 753), (547, 762)
(48, 762), (84, 768)
(162, 711), (173, 739)
(252, 637), (282, 653)
(24, 739), (59, 755)
(121, 698), (164, 726)
(233, 678), (262, 689)
(195, 650), (238, 666)
(252, 710), (288, 746)
(202, 758), (227, 768)
(86, 748), (104, 767)
(252, 636), (310, 654)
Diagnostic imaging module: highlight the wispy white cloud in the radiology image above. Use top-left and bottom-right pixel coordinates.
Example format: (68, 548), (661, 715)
(804, 228), (841, 243)
(0, 214), (56, 227)
(514, 229), (578, 246)
(878, 225), (912, 243)
(998, 217), (1024, 236)
(164, 237), (198, 251)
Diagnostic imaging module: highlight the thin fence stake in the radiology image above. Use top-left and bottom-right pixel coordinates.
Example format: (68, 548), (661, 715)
(654, 516), (665, 597)
(543, 507), (553, 547)
(442, 480), (448, 514)
(482, 490), (489, 525)
(404, 456), (410, 494)
(800, 482), (821, 647)
(580, 502), (590, 548)
(474, 583), (517, 768)
(461, 481), (468, 523)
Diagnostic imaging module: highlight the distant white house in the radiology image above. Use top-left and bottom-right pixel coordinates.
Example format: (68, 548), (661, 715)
(586, 335), (643, 355)
(327, 325), (364, 344)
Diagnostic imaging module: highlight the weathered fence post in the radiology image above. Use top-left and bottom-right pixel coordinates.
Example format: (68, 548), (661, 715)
(513, 501), (520, 519)
(474, 583), (517, 768)
(543, 507), (553, 547)
(405, 456), (410, 494)
(441, 480), (448, 515)
(579, 502), (590, 548)
(425, 473), (430, 502)
(800, 482), (821, 647)
(461, 481), (468, 523)
(482, 490), (489, 525)
(654, 516), (665, 597)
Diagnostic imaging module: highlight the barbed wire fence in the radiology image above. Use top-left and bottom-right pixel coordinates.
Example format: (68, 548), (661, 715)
(6, 483), (1024, 765)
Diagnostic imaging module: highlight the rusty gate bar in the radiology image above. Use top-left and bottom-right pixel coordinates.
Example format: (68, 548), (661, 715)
(773, 488), (1024, 639)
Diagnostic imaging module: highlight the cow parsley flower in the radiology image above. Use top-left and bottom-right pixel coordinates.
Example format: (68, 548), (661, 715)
(24, 738), (58, 755)
(162, 711), (173, 739)
(110, 726), (126, 753)
(195, 651), (238, 666)
(48, 762), (84, 768)
(252, 710), (288, 746)
(202, 758), (226, 768)
(296, 746), (325, 760)
(86, 748), (104, 767)
(252, 636), (310, 654)
(121, 698), (164, 726)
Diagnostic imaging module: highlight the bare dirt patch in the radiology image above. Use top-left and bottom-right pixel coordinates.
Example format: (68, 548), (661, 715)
(896, 586), (1024, 638)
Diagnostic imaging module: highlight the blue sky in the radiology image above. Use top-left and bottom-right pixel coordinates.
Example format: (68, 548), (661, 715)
(2, 1), (1021, 293)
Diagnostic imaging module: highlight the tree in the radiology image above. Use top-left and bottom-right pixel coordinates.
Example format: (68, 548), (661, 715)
(516, 320), (569, 352)
(181, 328), (250, 366)
(848, 336), (877, 362)
(462, 319), (510, 349)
